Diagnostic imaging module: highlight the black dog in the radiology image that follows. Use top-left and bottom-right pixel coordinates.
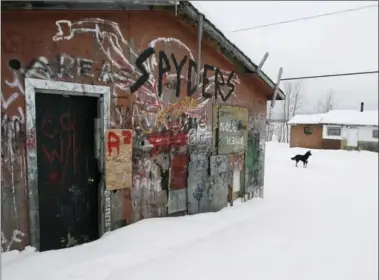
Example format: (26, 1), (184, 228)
(291, 151), (312, 167)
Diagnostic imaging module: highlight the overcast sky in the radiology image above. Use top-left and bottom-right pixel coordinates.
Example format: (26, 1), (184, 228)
(191, 1), (378, 112)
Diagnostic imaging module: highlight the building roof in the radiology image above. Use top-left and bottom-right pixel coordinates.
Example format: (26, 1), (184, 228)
(184, 1), (285, 100)
(288, 110), (379, 126)
(2, 0), (285, 101)
(287, 114), (325, 125)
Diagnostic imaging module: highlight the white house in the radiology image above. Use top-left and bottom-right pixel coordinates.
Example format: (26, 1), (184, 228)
(288, 109), (378, 152)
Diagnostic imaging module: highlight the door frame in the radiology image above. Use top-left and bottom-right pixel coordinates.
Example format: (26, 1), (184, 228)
(25, 78), (111, 251)
(346, 126), (359, 147)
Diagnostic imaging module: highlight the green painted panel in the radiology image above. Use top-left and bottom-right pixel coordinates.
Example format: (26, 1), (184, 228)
(246, 132), (260, 170)
(246, 143), (254, 170)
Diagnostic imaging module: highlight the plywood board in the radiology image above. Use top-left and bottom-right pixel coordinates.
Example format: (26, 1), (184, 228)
(210, 155), (228, 175)
(105, 129), (133, 190)
(168, 189), (187, 214)
(216, 105), (248, 154)
(170, 155), (189, 190)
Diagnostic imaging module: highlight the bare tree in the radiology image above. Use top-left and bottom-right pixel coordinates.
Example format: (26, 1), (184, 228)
(267, 81), (306, 143)
(282, 82), (306, 142)
(316, 90), (336, 113)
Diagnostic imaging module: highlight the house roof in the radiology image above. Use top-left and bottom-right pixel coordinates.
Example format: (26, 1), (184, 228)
(2, 0), (285, 101)
(287, 114), (325, 125)
(288, 110), (379, 126)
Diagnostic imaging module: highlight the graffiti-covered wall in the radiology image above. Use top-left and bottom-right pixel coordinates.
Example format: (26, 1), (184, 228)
(1, 10), (269, 251)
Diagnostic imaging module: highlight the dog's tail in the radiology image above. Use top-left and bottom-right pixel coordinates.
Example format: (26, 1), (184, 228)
(291, 156), (296, 160)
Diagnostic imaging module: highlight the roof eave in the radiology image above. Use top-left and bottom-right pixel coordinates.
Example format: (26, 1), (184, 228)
(2, 0), (286, 100)
(180, 1), (285, 101)
(321, 123), (378, 127)
(288, 123), (322, 125)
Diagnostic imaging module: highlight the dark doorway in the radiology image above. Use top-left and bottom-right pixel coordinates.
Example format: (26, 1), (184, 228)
(35, 93), (100, 251)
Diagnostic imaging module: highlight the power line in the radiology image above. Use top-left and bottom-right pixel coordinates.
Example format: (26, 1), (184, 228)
(231, 4), (378, 33)
(281, 70), (378, 81)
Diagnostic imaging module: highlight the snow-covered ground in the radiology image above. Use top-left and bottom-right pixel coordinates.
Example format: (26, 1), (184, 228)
(2, 142), (378, 280)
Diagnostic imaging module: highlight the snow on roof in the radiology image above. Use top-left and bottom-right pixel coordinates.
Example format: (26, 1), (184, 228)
(287, 113), (325, 125)
(321, 110), (378, 126)
(288, 110), (378, 126)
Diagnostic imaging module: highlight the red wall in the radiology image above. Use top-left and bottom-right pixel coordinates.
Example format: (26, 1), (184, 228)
(1, 10), (269, 251)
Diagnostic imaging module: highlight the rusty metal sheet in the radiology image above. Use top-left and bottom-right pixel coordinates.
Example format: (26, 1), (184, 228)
(188, 172), (229, 214)
(131, 188), (168, 221)
(188, 153), (208, 172)
(168, 189), (187, 214)
(187, 174), (208, 214)
(187, 153), (230, 214)
(216, 105), (248, 154)
(111, 188), (133, 228)
(208, 171), (229, 211)
(105, 129), (133, 190)
(228, 153), (244, 171)
(245, 114), (266, 195)
(210, 155), (228, 175)
(187, 153), (208, 214)
(170, 155), (188, 190)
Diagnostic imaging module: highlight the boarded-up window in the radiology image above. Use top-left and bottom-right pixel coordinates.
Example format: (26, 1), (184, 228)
(304, 126), (313, 135)
(327, 127), (341, 136)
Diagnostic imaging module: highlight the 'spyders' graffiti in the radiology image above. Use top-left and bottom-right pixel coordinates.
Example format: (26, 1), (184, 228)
(2, 18), (240, 131)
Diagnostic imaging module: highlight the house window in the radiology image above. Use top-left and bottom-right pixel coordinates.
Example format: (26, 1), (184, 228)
(373, 129), (379, 139)
(327, 127), (341, 136)
(304, 126), (312, 135)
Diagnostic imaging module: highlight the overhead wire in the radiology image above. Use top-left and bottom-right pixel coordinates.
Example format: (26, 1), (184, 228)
(281, 70), (379, 81)
(231, 4), (378, 33)
(229, 4), (379, 81)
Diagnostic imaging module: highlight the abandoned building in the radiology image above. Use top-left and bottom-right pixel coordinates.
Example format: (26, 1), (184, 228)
(1, 0), (285, 252)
